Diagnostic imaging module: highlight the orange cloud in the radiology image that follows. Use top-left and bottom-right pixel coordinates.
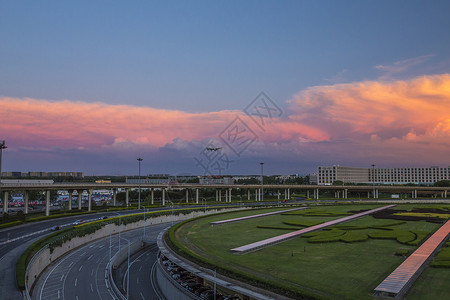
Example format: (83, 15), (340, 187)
(285, 74), (450, 166)
(1, 73), (449, 169)
(0, 97), (239, 149)
(289, 74), (450, 141)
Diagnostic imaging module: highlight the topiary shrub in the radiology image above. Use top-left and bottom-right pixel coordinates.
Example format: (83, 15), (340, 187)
(340, 231), (368, 242)
(395, 249), (409, 256)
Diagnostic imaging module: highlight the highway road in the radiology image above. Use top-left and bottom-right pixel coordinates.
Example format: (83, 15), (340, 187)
(0, 210), (139, 300)
(34, 224), (167, 300)
(0, 206), (189, 300)
(0, 201), (301, 300)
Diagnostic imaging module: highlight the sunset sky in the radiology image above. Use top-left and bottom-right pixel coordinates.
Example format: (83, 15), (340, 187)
(1, 1), (450, 176)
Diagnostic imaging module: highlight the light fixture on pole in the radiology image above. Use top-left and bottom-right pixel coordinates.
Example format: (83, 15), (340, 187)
(260, 162), (264, 202)
(0, 140), (7, 215)
(119, 236), (131, 300)
(371, 164), (375, 198)
(137, 158), (143, 210)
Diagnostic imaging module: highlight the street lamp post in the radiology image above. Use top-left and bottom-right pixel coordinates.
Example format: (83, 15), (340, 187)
(0, 140), (7, 216)
(260, 162), (264, 202)
(371, 164), (375, 199)
(169, 200), (174, 226)
(202, 198), (206, 213)
(142, 205), (147, 237)
(137, 158), (143, 210)
(119, 236), (131, 300)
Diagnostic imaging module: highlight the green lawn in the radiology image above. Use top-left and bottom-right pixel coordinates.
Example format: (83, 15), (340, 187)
(173, 204), (450, 299)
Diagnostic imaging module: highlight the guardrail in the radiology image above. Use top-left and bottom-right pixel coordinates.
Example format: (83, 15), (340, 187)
(24, 244), (49, 300)
(108, 250), (125, 300)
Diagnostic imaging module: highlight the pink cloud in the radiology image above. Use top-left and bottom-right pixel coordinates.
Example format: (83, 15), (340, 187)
(1, 73), (449, 171)
(1, 97), (239, 149)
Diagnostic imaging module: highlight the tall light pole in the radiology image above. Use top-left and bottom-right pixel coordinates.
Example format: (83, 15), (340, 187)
(371, 164), (375, 198)
(260, 162), (264, 202)
(0, 140), (6, 216)
(137, 158), (143, 210)
(119, 236), (131, 300)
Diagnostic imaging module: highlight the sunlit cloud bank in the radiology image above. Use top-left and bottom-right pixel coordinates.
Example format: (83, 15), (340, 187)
(286, 73), (450, 167)
(1, 73), (449, 173)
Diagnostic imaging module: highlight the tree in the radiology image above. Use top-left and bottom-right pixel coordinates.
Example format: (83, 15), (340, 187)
(434, 180), (450, 187)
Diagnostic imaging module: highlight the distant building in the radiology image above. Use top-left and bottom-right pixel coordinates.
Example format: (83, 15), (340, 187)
(309, 173), (318, 184)
(317, 165), (450, 185)
(1, 171), (84, 178)
(199, 176), (234, 185)
(126, 178), (169, 184)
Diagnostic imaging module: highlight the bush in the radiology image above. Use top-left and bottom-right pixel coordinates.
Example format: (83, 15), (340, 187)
(340, 231), (368, 242)
(0, 220), (22, 229)
(307, 229), (345, 243)
(283, 219), (321, 227)
(407, 231), (429, 246)
(395, 249), (410, 256)
(257, 225), (300, 230)
(369, 229), (416, 244)
(432, 246), (450, 268)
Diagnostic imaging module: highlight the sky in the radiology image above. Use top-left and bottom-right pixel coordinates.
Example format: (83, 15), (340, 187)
(1, 1), (450, 176)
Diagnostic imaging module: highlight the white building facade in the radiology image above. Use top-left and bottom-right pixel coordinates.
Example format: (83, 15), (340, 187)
(317, 166), (450, 185)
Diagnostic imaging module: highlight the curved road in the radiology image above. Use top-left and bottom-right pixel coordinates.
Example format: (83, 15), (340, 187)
(0, 210), (144, 300)
(34, 224), (167, 300)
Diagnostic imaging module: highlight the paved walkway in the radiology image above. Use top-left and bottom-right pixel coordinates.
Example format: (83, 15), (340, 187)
(231, 205), (396, 254)
(374, 219), (450, 298)
(210, 207), (307, 225)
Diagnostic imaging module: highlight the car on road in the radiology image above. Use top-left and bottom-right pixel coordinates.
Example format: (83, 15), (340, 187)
(73, 219), (83, 225)
(50, 225), (60, 231)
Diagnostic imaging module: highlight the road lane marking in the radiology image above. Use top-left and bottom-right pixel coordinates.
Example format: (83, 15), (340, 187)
(90, 283), (93, 292)
(74, 278), (77, 287)
(140, 292), (145, 300)
(60, 274), (64, 281)
(88, 254), (93, 260)
(78, 265), (83, 271)
(58, 290), (60, 298)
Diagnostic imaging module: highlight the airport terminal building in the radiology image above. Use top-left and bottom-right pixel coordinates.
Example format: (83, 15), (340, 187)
(317, 166), (450, 185)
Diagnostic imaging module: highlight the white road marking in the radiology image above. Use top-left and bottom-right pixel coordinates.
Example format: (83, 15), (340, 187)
(78, 265), (83, 271)
(58, 290), (60, 298)
(87, 254), (93, 260)
(140, 292), (145, 300)
(60, 274), (64, 281)
(74, 278), (78, 287)
(90, 283), (93, 292)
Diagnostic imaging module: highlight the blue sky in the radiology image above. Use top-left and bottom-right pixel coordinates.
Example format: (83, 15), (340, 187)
(1, 1), (450, 175)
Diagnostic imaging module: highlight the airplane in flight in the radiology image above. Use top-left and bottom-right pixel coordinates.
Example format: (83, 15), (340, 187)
(206, 146), (222, 151)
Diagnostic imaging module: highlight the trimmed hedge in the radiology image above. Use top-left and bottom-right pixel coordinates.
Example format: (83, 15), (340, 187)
(395, 249), (410, 256)
(283, 219), (321, 227)
(368, 229), (416, 244)
(0, 220), (22, 229)
(431, 244), (450, 268)
(166, 214), (321, 300)
(256, 225), (300, 230)
(340, 231), (368, 243)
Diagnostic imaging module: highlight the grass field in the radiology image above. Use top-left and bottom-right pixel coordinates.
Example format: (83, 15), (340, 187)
(172, 204), (450, 299)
